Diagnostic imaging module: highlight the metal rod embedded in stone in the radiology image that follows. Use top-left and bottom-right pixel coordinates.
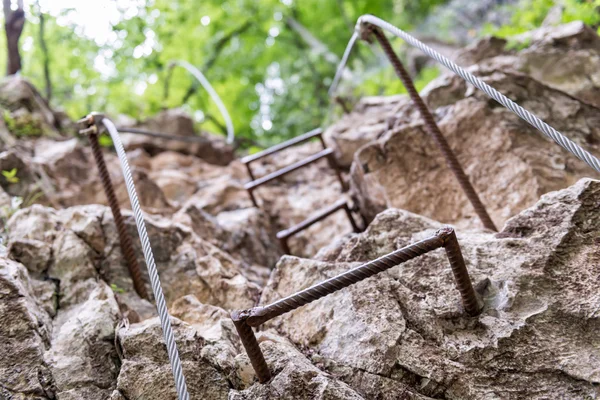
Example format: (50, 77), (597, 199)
(231, 310), (272, 383)
(80, 116), (149, 300)
(231, 227), (483, 381)
(368, 27), (498, 232)
(438, 227), (483, 316)
(276, 198), (360, 255)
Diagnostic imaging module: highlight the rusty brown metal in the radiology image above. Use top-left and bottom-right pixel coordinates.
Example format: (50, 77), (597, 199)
(231, 310), (272, 383)
(276, 198), (360, 255)
(231, 227), (482, 379)
(241, 127), (356, 255)
(368, 27), (498, 232)
(438, 227), (483, 316)
(241, 128), (323, 167)
(80, 115), (149, 300)
(244, 148), (344, 207)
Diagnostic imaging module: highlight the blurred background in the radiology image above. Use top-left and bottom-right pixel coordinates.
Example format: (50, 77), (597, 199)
(1, 0), (599, 147)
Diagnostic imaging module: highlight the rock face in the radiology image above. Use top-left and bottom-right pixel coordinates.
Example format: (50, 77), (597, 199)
(337, 67), (600, 230)
(458, 21), (600, 108)
(0, 76), (64, 142)
(326, 21), (600, 230)
(259, 178), (600, 399)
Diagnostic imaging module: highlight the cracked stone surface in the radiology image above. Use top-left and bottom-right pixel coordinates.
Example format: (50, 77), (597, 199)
(258, 178), (600, 399)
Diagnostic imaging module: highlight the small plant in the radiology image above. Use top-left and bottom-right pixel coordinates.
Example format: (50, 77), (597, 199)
(110, 283), (126, 294)
(2, 110), (43, 137)
(2, 168), (19, 184)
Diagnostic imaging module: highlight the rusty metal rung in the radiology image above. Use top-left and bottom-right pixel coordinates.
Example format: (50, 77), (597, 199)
(231, 227), (483, 383)
(245, 148), (334, 191)
(276, 198), (360, 254)
(241, 128), (323, 165)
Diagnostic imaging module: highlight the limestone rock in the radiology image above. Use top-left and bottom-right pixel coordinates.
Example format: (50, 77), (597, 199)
(175, 200), (281, 269)
(259, 178), (600, 399)
(324, 95), (410, 168)
(0, 258), (55, 398)
(115, 317), (230, 400)
(44, 282), (121, 400)
(349, 69), (600, 229)
(229, 332), (366, 400)
(0, 76), (62, 139)
(458, 21), (600, 108)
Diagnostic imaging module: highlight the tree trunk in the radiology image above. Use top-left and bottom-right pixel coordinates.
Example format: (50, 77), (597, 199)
(38, 3), (52, 100)
(3, 0), (26, 75)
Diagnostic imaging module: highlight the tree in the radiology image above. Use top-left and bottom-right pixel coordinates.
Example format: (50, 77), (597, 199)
(3, 0), (25, 75)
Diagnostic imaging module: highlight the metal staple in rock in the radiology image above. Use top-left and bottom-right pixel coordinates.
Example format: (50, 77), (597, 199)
(80, 114), (190, 400)
(369, 27), (497, 232)
(231, 226), (482, 383)
(329, 15), (600, 175)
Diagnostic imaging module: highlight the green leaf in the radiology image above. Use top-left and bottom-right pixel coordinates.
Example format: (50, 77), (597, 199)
(110, 283), (126, 294)
(2, 168), (19, 184)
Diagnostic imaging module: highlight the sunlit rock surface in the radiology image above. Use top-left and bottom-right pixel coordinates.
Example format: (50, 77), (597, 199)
(259, 179), (600, 399)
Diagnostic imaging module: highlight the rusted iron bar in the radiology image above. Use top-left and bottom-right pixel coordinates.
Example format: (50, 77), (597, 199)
(115, 127), (210, 145)
(440, 227), (483, 316)
(277, 198), (360, 255)
(241, 128), (323, 166)
(231, 227), (482, 382)
(368, 27), (498, 232)
(244, 148), (345, 206)
(231, 311), (272, 382)
(82, 123), (149, 300)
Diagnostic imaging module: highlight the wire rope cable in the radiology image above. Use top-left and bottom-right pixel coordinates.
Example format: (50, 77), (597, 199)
(329, 14), (600, 174)
(328, 31), (359, 98)
(102, 118), (190, 400)
(169, 60), (235, 144)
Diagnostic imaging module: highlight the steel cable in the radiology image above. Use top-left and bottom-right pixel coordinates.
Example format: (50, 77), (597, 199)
(329, 15), (600, 175)
(102, 118), (190, 400)
(168, 60), (235, 144)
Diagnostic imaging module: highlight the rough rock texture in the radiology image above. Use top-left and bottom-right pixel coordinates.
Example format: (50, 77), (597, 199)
(5, 204), (262, 315)
(120, 108), (235, 166)
(260, 178), (600, 399)
(458, 21), (600, 108)
(338, 68), (600, 230)
(109, 294), (364, 400)
(0, 258), (55, 399)
(0, 76), (63, 141)
(326, 21), (600, 230)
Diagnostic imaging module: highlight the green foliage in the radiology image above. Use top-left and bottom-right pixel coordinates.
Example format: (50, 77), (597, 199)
(505, 36), (533, 51)
(2, 110), (42, 137)
(98, 134), (114, 148)
(2, 0), (449, 147)
(110, 283), (126, 294)
(562, 0), (600, 25)
(483, 0), (600, 39)
(2, 168), (19, 184)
